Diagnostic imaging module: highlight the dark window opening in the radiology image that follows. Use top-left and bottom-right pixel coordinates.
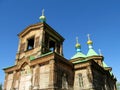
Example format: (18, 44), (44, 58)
(27, 37), (34, 50)
(49, 40), (55, 52)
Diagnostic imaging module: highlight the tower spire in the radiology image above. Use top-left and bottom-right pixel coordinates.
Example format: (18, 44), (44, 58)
(86, 34), (98, 56)
(87, 34), (93, 49)
(71, 37), (86, 59)
(39, 9), (46, 22)
(75, 37), (81, 52)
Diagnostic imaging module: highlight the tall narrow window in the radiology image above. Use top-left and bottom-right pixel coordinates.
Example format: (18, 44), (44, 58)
(27, 37), (34, 50)
(62, 73), (68, 89)
(78, 73), (84, 87)
(49, 40), (55, 52)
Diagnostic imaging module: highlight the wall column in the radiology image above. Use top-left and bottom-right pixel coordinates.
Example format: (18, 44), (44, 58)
(40, 27), (45, 55)
(86, 66), (95, 90)
(60, 42), (63, 56)
(33, 64), (40, 90)
(11, 71), (16, 89)
(49, 59), (56, 90)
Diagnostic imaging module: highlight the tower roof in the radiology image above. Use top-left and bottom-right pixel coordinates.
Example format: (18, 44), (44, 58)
(71, 52), (86, 59)
(87, 48), (98, 56)
(86, 34), (98, 57)
(102, 61), (108, 67)
(71, 37), (86, 59)
(18, 22), (64, 41)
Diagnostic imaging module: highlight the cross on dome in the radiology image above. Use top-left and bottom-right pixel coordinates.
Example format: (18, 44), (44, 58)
(42, 9), (45, 16)
(87, 34), (93, 45)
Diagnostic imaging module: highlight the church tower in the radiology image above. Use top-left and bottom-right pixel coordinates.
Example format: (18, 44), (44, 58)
(15, 9), (64, 64)
(3, 10), (73, 90)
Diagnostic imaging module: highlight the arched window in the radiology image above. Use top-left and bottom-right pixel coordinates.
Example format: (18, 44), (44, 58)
(49, 40), (55, 52)
(62, 73), (68, 89)
(78, 73), (84, 87)
(20, 64), (31, 76)
(27, 37), (34, 50)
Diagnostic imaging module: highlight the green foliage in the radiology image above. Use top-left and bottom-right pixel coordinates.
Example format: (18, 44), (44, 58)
(117, 82), (120, 86)
(0, 83), (2, 90)
(117, 82), (120, 90)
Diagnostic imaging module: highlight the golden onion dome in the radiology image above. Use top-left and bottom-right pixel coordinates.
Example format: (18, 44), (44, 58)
(87, 40), (93, 45)
(75, 43), (81, 48)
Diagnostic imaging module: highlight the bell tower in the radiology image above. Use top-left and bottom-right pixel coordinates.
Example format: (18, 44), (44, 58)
(15, 9), (64, 64)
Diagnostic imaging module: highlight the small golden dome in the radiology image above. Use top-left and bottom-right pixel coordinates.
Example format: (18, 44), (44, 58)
(87, 40), (93, 45)
(75, 43), (81, 48)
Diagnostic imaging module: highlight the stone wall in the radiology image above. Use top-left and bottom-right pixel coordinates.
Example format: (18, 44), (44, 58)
(74, 68), (91, 90)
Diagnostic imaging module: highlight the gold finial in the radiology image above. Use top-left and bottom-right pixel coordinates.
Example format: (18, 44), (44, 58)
(87, 34), (93, 45)
(75, 37), (81, 48)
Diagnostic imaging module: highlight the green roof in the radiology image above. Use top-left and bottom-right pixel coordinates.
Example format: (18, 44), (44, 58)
(87, 48), (98, 57)
(103, 61), (108, 67)
(40, 51), (53, 57)
(30, 52), (53, 61)
(71, 52), (86, 59)
(110, 71), (113, 76)
(103, 62), (113, 76)
(29, 56), (35, 61)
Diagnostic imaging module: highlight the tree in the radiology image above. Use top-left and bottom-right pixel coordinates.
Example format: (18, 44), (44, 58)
(0, 83), (2, 90)
(117, 82), (120, 90)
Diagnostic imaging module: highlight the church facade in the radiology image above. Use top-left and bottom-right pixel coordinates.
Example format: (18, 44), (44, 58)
(3, 11), (117, 90)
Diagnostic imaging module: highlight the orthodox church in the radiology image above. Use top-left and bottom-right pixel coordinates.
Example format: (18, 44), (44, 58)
(3, 10), (117, 90)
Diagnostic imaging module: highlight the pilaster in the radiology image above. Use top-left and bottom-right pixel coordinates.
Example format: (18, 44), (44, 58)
(33, 64), (40, 90)
(49, 59), (56, 90)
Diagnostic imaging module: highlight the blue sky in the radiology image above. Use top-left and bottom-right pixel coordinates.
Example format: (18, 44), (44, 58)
(0, 0), (120, 84)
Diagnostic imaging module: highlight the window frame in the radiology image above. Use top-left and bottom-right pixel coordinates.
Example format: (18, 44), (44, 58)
(26, 36), (35, 51)
(78, 73), (84, 87)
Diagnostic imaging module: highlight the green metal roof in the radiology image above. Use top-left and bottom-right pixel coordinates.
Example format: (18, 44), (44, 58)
(30, 51), (53, 61)
(102, 62), (113, 76)
(87, 48), (98, 57)
(110, 71), (113, 76)
(40, 51), (53, 57)
(71, 52), (86, 59)
(29, 56), (35, 61)
(103, 61), (108, 67)
(102, 61), (114, 76)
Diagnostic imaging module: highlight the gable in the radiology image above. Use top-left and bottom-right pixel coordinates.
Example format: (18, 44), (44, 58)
(18, 23), (43, 38)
